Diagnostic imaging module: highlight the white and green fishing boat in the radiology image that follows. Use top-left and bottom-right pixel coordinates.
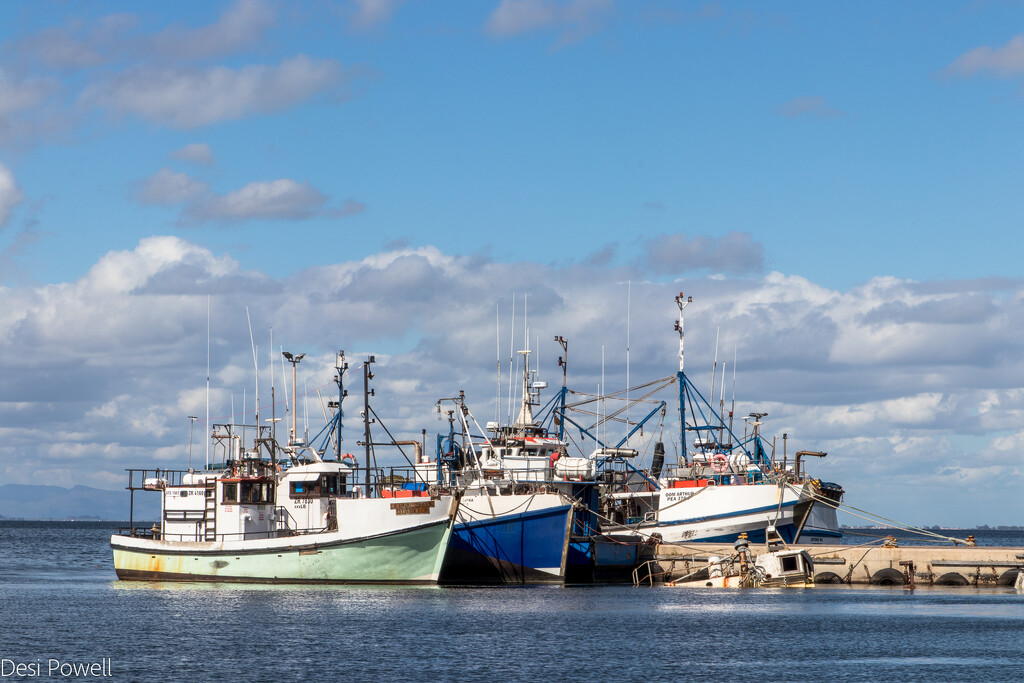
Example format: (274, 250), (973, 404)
(111, 351), (458, 584)
(111, 461), (457, 584)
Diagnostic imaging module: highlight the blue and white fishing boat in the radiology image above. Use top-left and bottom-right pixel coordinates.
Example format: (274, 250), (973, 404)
(548, 293), (842, 546)
(417, 356), (577, 584)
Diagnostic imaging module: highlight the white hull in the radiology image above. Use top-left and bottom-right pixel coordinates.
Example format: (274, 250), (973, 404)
(112, 495), (457, 583)
(608, 482), (808, 544)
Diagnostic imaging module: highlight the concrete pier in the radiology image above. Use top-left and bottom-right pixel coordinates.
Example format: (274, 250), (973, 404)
(639, 542), (1024, 586)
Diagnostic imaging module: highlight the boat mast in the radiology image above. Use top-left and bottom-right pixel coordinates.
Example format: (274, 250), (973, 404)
(555, 335), (568, 440)
(728, 347), (737, 438)
(719, 360), (727, 445)
(514, 344), (533, 436)
(335, 351), (348, 461)
(626, 280), (631, 444)
(506, 294), (516, 427)
(279, 347), (290, 445)
(270, 328), (276, 449)
(674, 293), (691, 465)
(282, 351), (305, 445)
(496, 304), (501, 426)
(246, 307), (260, 441)
(206, 295), (210, 470)
(187, 415), (198, 470)
(363, 356), (375, 496)
(710, 326), (719, 433)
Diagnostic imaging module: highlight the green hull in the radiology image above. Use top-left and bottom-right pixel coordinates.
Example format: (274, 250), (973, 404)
(112, 520), (452, 584)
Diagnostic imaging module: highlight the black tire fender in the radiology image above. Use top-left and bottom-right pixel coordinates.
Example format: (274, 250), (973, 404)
(870, 568), (905, 586)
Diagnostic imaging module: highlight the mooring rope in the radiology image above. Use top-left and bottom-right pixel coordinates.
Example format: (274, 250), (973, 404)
(789, 483), (969, 545)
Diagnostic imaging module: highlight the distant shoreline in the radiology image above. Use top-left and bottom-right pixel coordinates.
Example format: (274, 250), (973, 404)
(0, 518), (155, 523)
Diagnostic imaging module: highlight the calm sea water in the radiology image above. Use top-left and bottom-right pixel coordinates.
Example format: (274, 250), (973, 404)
(2, 521), (1024, 682)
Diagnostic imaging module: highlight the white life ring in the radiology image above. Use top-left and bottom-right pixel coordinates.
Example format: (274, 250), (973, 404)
(710, 453), (729, 473)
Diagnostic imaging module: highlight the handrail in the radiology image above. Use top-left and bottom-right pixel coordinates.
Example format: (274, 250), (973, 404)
(115, 524), (333, 543)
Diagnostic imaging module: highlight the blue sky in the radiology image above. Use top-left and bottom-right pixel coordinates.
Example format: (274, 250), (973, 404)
(1, 0), (1023, 526)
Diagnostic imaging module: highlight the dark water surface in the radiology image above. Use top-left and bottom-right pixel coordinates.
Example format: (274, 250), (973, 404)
(2, 522), (1024, 682)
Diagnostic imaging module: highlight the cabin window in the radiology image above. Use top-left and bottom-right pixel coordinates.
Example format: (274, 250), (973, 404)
(290, 480), (318, 498)
(222, 483), (238, 503)
(321, 475), (340, 496)
(781, 555), (799, 573)
(290, 475), (341, 498)
(239, 481), (274, 504)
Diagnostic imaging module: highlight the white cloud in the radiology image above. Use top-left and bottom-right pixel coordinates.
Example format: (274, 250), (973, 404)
(8, 15), (135, 69)
(0, 162), (25, 228)
(334, 199), (367, 218)
(944, 34), (1024, 79)
(79, 236), (239, 296)
(813, 393), (946, 431)
(130, 169), (349, 225)
(0, 68), (67, 149)
(13, 0), (272, 67)
(992, 429), (1024, 452)
(486, 0), (612, 45)
(81, 55), (345, 129)
(0, 68), (59, 117)
(350, 0), (402, 30)
(135, 168), (209, 206)
(487, 0), (558, 35)
(87, 395), (130, 419)
(188, 179), (329, 222)
(145, 0), (276, 61)
(0, 4), (357, 146)
(170, 143), (215, 166)
(826, 277), (1011, 366)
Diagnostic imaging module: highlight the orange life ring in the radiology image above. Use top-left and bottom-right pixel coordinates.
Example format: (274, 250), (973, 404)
(710, 454), (729, 473)
(341, 453), (358, 466)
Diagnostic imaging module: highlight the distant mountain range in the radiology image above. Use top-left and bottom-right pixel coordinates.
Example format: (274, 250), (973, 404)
(0, 484), (159, 521)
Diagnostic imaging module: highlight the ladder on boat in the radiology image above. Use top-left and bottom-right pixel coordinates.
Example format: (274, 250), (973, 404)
(204, 480), (217, 541)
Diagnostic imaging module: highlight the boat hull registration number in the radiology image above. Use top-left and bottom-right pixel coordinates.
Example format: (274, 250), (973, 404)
(663, 491), (697, 503)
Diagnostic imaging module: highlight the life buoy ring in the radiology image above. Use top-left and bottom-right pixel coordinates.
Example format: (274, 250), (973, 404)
(341, 453), (358, 467)
(710, 454), (729, 473)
